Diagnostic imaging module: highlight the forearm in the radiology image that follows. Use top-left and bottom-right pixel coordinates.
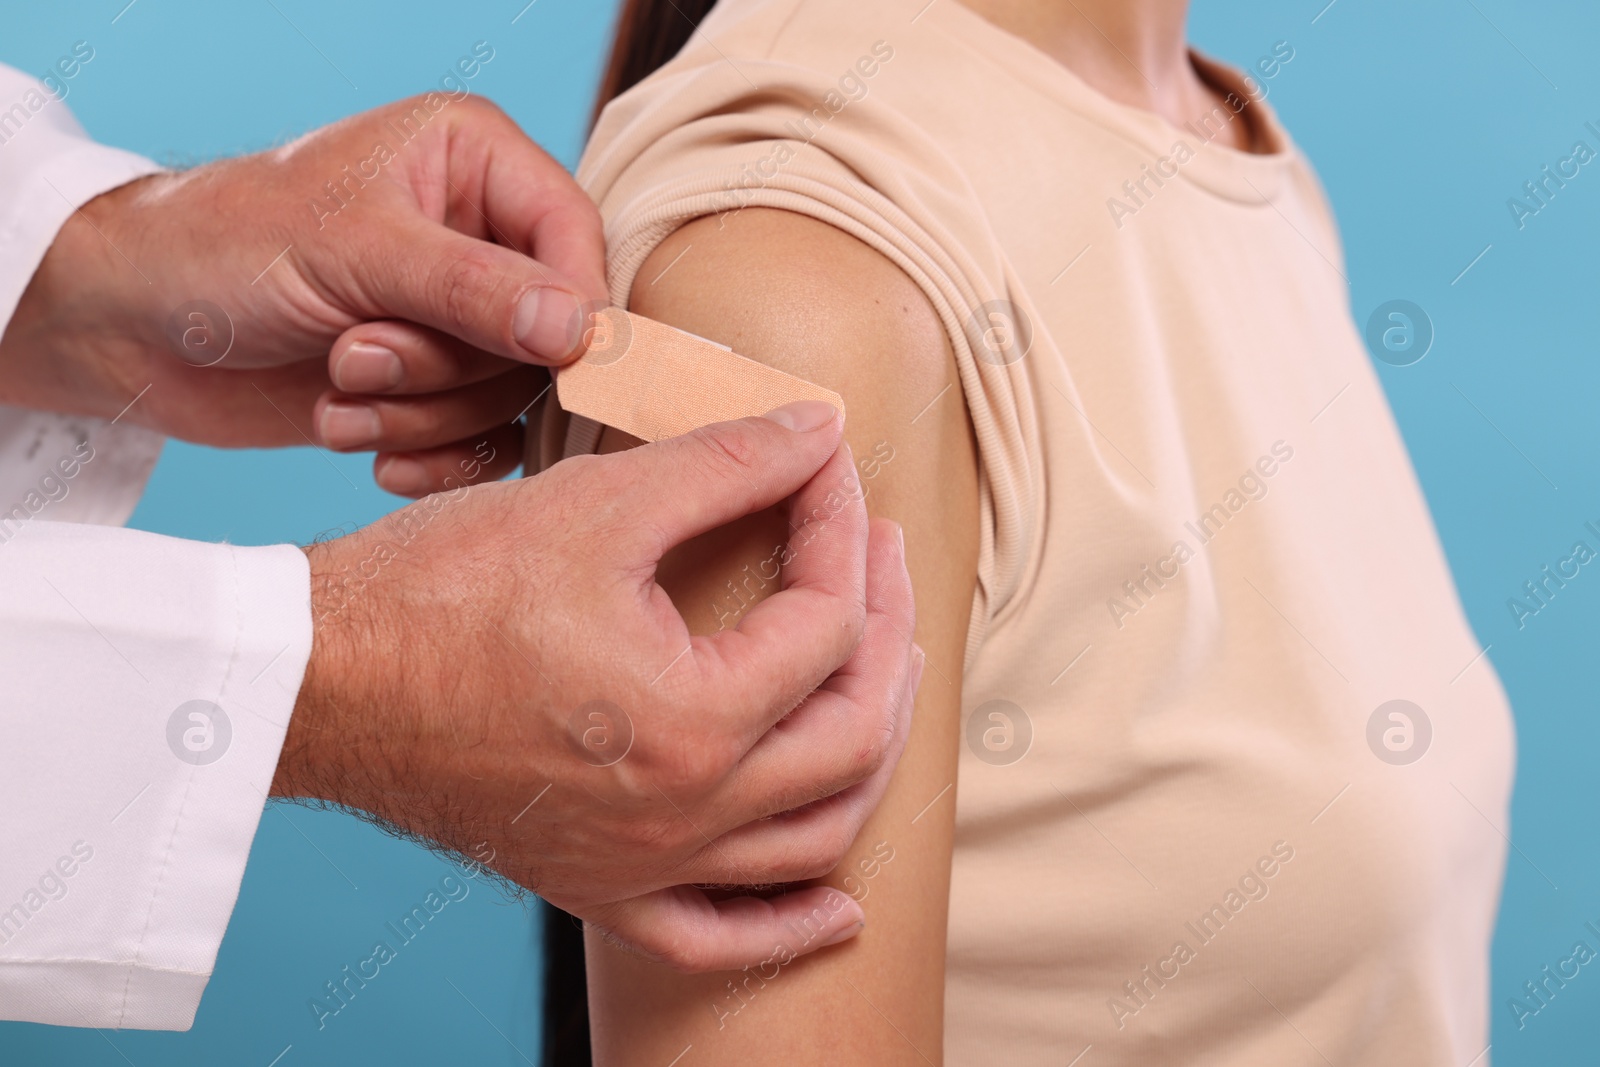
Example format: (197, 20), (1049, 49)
(269, 539), (382, 805)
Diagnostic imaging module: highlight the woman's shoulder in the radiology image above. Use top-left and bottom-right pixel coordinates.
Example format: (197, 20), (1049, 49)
(574, 1), (1043, 636)
(577, 0), (981, 208)
(628, 207), (952, 410)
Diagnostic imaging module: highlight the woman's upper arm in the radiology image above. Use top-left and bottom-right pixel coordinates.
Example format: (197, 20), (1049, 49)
(584, 207), (981, 1066)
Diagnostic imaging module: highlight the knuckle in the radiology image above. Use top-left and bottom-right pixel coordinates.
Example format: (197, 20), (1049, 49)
(438, 334), (477, 380)
(774, 853), (829, 884)
(659, 937), (712, 974)
(650, 731), (731, 797)
(818, 818), (858, 870)
(847, 612), (889, 667)
(833, 593), (870, 648)
(692, 424), (762, 483)
(596, 919), (674, 966)
(434, 250), (501, 335)
(545, 452), (604, 504)
(603, 913), (707, 973)
(404, 401), (450, 443)
(632, 682), (739, 796)
(858, 705), (897, 775)
(844, 599), (869, 648)
(454, 93), (505, 121)
(386, 93), (435, 124)
(617, 810), (683, 855)
(559, 453), (641, 539)
(694, 725), (745, 788)
(778, 824), (854, 882)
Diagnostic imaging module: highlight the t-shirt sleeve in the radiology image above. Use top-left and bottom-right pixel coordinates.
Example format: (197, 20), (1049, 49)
(544, 55), (1041, 655)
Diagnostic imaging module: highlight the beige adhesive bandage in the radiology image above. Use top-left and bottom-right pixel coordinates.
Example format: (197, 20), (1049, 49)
(555, 307), (845, 443)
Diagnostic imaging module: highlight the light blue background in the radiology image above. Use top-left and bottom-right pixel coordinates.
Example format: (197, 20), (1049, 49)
(2, 0), (1596, 1063)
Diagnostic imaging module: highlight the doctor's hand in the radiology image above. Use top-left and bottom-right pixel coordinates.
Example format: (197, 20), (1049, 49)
(0, 92), (604, 497)
(273, 404), (922, 972)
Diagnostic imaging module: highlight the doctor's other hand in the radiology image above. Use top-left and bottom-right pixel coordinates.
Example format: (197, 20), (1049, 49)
(0, 92), (606, 496)
(272, 404), (922, 972)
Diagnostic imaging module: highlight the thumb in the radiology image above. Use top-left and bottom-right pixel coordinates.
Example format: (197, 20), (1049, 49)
(600, 400), (844, 559)
(585, 884), (865, 974)
(360, 222), (591, 366)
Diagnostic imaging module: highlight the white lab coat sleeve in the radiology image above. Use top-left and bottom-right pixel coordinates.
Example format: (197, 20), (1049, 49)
(0, 525), (313, 1031)
(0, 59), (165, 526)
(0, 64), (316, 1031)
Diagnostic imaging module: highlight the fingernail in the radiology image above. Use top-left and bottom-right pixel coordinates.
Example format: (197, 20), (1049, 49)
(764, 400), (837, 432)
(515, 288), (585, 362)
(319, 401), (381, 449)
(377, 456), (427, 495)
(911, 645), (926, 689)
(333, 342), (404, 392)
(894, 521), (906, 555)
(818, 920), (864, 948)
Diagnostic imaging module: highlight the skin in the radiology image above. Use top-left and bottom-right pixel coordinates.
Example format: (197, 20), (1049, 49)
(584, 210), (980, 1063)
(0, 92), (605, 494)
(580, 0), (1268, 1057)
(0, 93), (924, 968)
(282, 402), (921, 969)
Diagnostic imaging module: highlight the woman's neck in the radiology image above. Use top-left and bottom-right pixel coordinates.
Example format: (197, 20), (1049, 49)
(957, 0), (1257, 151)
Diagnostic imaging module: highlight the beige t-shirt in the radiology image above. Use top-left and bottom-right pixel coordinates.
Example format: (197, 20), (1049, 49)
(538, 1), (1514, 1062)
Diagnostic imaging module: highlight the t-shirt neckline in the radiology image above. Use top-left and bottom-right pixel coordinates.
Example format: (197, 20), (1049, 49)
(925, 0), (1298, 205)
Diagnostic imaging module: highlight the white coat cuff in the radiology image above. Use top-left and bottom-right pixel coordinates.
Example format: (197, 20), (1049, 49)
(0, 524), (313, 1030)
